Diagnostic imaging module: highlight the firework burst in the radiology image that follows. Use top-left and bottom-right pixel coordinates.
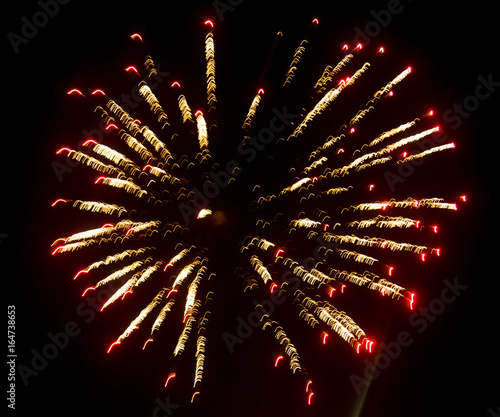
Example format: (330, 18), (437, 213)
(51, 18), (464, 405)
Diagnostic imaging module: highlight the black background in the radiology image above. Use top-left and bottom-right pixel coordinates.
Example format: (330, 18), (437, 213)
(4, 0), (498, 416)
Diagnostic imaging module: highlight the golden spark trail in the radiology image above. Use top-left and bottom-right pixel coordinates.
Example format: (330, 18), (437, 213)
(87, 142), (140, 173)
(95, 177), (148, 197)
(71, 200), (127, 216)
(289, 63), (371, 139)
(172, 260), (201, 289)
(184, 266), (206, 319)
(107, 100), (142, 135)
(347, 197), (457, 211)
(177, 94), (194, 124)
(112, 288), (167, 346)
(369, 66), (413, 104)
(347, 215), (419, 229)
(313, 54), (353, 95)
(250, 255), (273, 285)
(140, 125), (173, 162)
(144, 55), (157, 77)
(325, 127), (439, 177)
(323, 233), (428, 253)
(365, 118), (420, 148)
(57, 149), (125, 178)
(119, 131), (155, 163)
(283, 40), (307, 86)
(73, 248), (152, 278)
(195, 111), (209, 150)
(398, 143), (455, 164)
(336, 249), (378, 265)
(242, 90), (263, 132)
(205, 29), (216, 110)
(151, 299), (176, 333)
(262, 319), (302, 374)
(290, 218), (322, 229)
(139, 83), (169, 127)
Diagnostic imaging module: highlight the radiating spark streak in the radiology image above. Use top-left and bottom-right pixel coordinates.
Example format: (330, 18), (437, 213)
(347, 197), (458, 211)
(397, 142), (455, 164)
(289, 63), (370, 139)
(100, 275), (139, 311)
(242, 90), (263, 132)
(139, 83), (169, 127)
(264, 319), (302, 373)
(323, 233), (428, 254)
(194, 324), (208, 387)
(327, 127), (439, 177)
(365, 118), (420, 148)
(176, 94), (194, 124)
(172, 260), (201, 289)
(143, 164), (180, 184)
(195, 111), (209, 150)
(87, 142), (137, 170)
(95, 177), (147, 197)
(52, 224), (114, 246)
(184, 267), (206, 320)
(369, 66), (412, 104)
(174, 315), (196, 356)
(336, 249), (378, 265)
(59, 149), (126, 178)
(347, 215), (419, 229)
(107, 100), (142, 135)
(205, 29), (216, 109)
(313, 54), (353, 95)
(120, 131), (155, 162)
(94, 261), (144, 288)
(70, 200), (127, 216)
(74, 248), (152, 278)
(152, 299), (176, 333)
(283, 40), (307, 86)
(290, 218), (322, 228)
(303, 156), (328, 174)
(250, 255), (273, 285)
(295, 291), (366, 348)
(279, 177), (311, 196)
(112, 288), (167, 345)
(140, 125), (173, 161)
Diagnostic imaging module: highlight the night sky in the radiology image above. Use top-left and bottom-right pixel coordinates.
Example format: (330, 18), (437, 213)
(5, 1), (498, 416)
